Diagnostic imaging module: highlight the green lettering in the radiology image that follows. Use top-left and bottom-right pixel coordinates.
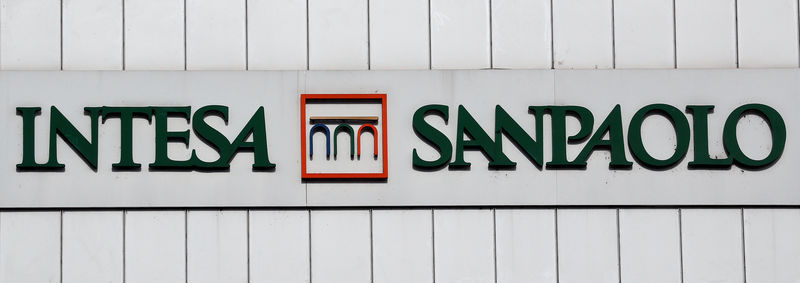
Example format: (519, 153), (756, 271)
(411, 104), (452, 169)
(101, 107), (153, 169)
(541, 105), (594, 168)
(16, 107), (50, 169)
(723, 104), (786, 169)
(192, 105), (232, 168)
(149, 106), (195, 169)
(574, 105), (632, 168)
(46, 106), (101, 169)
(686, 105), (732, 168)
(226, 107), (275, 170)
(494, 105), (544, 168)
(628, 104), (690, 168)
(450, 105), (514, 168)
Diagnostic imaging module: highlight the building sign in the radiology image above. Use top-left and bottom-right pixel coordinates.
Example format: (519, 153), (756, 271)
(300, 94), (388, 179)
(1, 70), (798, 207)
(410, 103), (784, 170)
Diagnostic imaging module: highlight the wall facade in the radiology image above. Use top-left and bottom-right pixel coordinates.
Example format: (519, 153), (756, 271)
(1, 0), (799, 282)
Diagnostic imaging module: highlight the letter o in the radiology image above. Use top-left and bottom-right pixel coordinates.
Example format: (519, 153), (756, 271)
(628, 104), (691, 168)
(722, 104), (786, 168)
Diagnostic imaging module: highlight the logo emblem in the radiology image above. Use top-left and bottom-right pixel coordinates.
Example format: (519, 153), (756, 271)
(300, 94), (388, 179)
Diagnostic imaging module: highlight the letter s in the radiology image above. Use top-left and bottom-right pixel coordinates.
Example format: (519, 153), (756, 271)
(412, 104), (452, 169)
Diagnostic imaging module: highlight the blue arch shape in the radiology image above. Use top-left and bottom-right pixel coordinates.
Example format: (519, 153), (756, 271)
(309, 124), (331, 158)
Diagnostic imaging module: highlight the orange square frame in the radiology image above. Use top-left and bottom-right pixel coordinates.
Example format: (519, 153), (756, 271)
(300, 94), (388, 179)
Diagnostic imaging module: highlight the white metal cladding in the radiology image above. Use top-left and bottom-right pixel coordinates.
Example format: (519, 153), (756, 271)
(1, 0), (799, 70)
(0, 209), (799, 282)
(1, 0), (800, 282)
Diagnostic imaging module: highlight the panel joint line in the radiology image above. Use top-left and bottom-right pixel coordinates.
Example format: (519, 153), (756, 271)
(734, 0), (740, 68)
(428, 0), (433, 70)
(488, 0), (493, 69)
(549, 0), (555, 69)
(122, 0), (126, 70)
(367, 0), (371, 70)
(673, 0), (678, 68)
(492, 209), (498, 283)
(741, 208), (747, 283)
(678, 209), (685, 283)
(616, 209), (622, 283)
(611, 0), (616, 69)
(431, 209), (436, 283)
(554, 209), (560, 283)
(245, 0), (249, 70)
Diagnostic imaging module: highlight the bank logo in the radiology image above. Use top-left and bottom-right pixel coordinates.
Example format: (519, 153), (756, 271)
(300, 94), (388, 179)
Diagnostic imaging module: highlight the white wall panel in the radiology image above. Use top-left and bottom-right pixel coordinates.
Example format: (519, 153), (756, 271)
(2, 208), (800, 282)
(618, 209), (681, 283)
(124, 0), (185, 70)
(187, 210), (248, 283)
(744, 209), (800, 283)
(557, 209), (619, 283)
(430, 0), (491, 69)
(186, 0), (246, 70)
(0, 212), (60, 282)
(310, 210), (371, 283)
(433, 209), (495, 283)
(614, 0), (675, 68)
(491, 0), (552, 69)
(62, 0), (123, 70)
(372, 209), (433, 283)
(0, 0), (60, 70)
(62, 211), (123, 283)
(249, 210), (310, 283)
(248, 0), (307, 70)
(737, 0), (799, 68)
(369, 0), (430, 69)
(125, 211), (186, 283)
(681, 209), (744, 283)
(495, 209), (556, 283)
(552, 0), (613, 69)
(675, 0), (737, 68)
(308, 0), (368, 70)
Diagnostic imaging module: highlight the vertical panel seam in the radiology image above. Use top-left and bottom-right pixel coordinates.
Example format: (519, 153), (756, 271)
(60, 210), (63, 283)
(366, 0), (371, 70)
(428, 0), (433, 70)
(0, 0), (2, 68)
(741, 208), (747, 283)
(611, 0), (616, 69)
(431, 209), (436, 283)
(488, 0), (493, 69)
(183, 0), (187, 70)
(123, 210), (126, 283)
(369, 209), (374, 283)
(247, 210), (251, 283)
(306, 0), (310, 70)
(734, 0), (740, 68)
(492, 209), (498, 283)
(554, 208), (560, 283)
(673, 0), (677, 68)
(121, 0), (125, 70)
(245, 0), (248, 70)
(184, 210), (188, 283)
(616, 209), (621, 283)
(60, 0), (64, 70)
(308, 210), (313, 283)
(797, 0), (800, 67)
(678, 209), (685, 283)
(550, 0), (555, 69)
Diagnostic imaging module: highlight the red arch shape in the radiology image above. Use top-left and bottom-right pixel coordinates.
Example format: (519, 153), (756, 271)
(357, 124), (379, 157)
